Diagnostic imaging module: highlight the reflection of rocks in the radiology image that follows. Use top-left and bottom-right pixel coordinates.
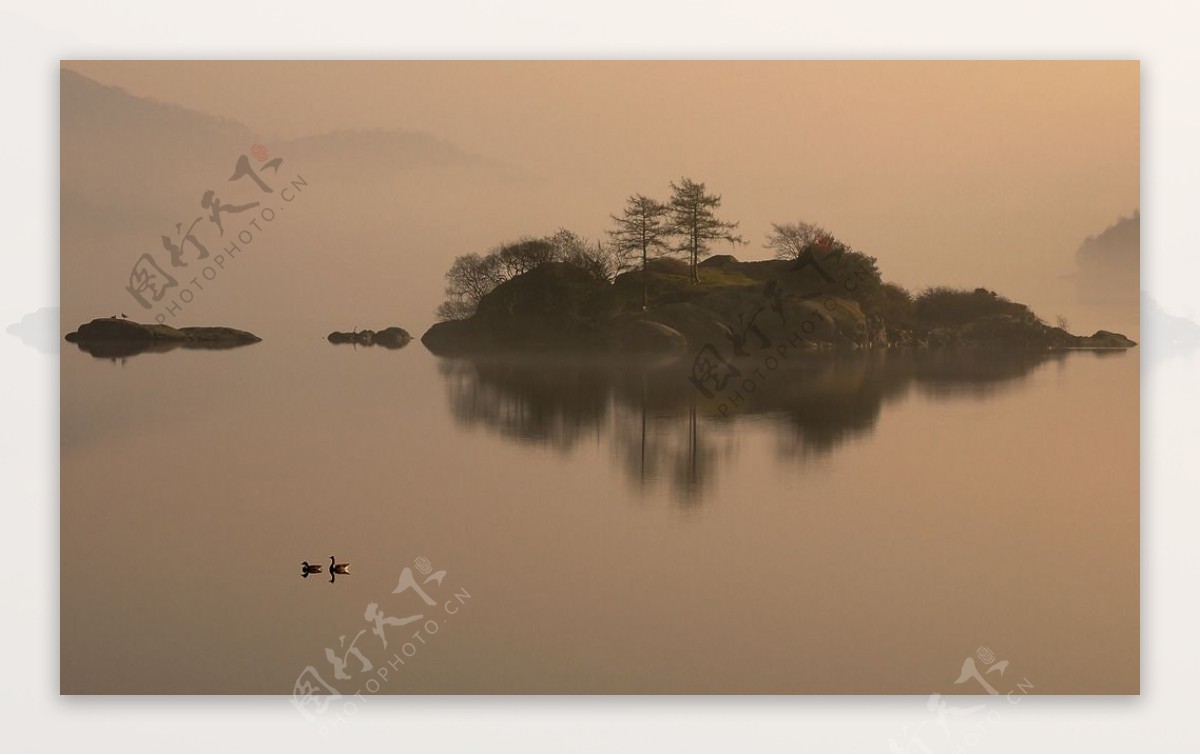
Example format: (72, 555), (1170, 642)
(438, 350), (1061, 503)
(910, 349), (1060, 399)
(438, 355), (719, 502)
(65, 318), (261, 358)
(327, 326), (412, 349)
(438, 356), (615, 450)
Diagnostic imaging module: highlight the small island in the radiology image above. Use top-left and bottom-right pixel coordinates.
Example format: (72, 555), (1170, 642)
(65, 317), (261, 358)
(421, 255), (1136, 357)
(327, 327), (412, 349)
(421, 180), (1136, 357)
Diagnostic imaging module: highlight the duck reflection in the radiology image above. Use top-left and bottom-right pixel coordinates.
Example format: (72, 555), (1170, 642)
(438, 350), (1060, 503)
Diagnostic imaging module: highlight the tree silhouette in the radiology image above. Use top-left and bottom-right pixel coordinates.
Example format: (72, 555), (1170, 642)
(609, 194), (670, 308)
(667, 177), (743, 284)
(764, 220), (832, 261)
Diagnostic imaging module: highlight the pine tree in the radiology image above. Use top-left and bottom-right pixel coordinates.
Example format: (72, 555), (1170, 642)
(667, 177), (743, 284)
(608, 194), (670, 309)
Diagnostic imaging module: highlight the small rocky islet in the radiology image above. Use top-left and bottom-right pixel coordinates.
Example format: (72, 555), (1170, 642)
(64, 317), (414, 357)
(326, 327), (412, 349)
(64, 317), (262, 358)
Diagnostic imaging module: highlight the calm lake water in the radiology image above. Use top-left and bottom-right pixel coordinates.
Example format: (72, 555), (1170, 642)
(61, 335), (1138, 694)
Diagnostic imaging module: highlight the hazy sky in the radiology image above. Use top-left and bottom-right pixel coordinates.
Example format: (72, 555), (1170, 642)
(61, 61), (1139, 336)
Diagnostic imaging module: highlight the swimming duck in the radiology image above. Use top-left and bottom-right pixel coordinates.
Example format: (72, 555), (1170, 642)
(329, 556), (351, 583)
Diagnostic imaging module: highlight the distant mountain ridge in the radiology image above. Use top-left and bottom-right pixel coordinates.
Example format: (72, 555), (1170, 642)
(61, 68), (257, 151)
(281, 128), (510, 175)
(61, 68), (510, 208)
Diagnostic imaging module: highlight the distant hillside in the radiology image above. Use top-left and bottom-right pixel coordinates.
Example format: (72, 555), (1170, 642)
(61, 69), (509, 212)
(1076, 211), (1139, 304)
(61, 69), (258, 155)
(61, 69), (259, 217)
(280, 128), (510, 177)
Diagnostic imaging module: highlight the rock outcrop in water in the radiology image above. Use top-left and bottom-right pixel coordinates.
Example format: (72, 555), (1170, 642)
(65, 317), (261, 358)
(327, 326), (412, 349)
(421, 257), (1137, 356)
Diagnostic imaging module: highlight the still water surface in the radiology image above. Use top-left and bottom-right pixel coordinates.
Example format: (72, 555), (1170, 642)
(61, 336), (1138, 693)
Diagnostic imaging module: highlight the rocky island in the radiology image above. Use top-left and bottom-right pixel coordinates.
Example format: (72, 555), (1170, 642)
(65, 318), (261, 358)
(421, 255), (1136, 357)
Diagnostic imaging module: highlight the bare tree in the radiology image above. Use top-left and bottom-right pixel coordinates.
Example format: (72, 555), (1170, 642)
(609, 194), (670, 308)
(435, 298), (478, 321)
(547, 227), (589, 258)
(765, 221), (832, 261)
(667, 177), (743, 284)
(494, 237), (558, 279)
(439, 252), (504, 319)
(544, 228), (622, 281)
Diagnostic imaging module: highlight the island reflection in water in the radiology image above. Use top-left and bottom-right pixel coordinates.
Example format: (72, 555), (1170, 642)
(438, 349), (1070, 503)
(66, 338), (261, 360)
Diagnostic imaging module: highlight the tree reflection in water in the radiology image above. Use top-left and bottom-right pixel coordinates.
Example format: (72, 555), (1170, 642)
(437, 350), (1060, 504)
